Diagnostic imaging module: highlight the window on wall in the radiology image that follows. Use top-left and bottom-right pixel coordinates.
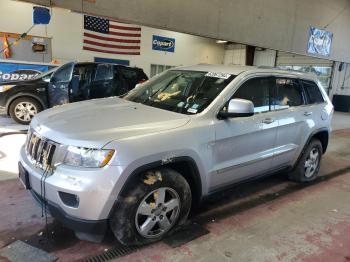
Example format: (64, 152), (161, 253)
(278, 65), (332, 91)
(150, 64), (176, 77)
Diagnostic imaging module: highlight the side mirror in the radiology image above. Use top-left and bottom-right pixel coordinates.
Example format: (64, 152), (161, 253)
(218, 98), (254, 119)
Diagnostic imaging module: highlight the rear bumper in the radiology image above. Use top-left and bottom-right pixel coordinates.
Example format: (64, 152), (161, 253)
(30, 189), (107, 235)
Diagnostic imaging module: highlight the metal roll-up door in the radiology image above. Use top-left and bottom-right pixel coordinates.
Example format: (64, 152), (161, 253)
(276, 51), (334, 90)
(276, 51), (333, 67)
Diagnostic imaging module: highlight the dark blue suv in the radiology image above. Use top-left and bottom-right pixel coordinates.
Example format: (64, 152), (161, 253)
(0, 62), (147, 124)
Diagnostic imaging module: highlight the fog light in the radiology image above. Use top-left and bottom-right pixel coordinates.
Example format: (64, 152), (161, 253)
(59, 191), (79, 208)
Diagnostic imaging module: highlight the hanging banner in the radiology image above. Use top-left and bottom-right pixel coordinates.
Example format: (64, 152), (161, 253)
(0, 62), (51, 82)
(307, 27), (333, 57)
(152, 35), (175, 53)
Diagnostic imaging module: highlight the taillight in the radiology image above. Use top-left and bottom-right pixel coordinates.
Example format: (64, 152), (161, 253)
(138, 79), (146, 84)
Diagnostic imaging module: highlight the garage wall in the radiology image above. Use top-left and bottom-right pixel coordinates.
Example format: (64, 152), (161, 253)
(0, 0), (225, 77)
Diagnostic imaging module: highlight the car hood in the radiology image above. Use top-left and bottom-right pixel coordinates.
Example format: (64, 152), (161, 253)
(31, 97), (191, 148)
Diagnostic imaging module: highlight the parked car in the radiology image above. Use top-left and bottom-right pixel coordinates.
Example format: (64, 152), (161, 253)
(19, 64), (333, 245)
(0, 62), (148, 124)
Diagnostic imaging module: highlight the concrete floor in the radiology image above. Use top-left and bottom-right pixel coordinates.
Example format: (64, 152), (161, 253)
(0, 113), (349, 261)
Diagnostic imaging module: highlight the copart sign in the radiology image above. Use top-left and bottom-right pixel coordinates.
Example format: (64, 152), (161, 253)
(0, 62), (50, 82)
(152, 35), (175, 53)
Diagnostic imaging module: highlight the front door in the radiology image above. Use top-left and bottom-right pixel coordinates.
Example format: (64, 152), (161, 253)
(211, 76), (278, 191)
(89, 64), (114, 99)
(47, 62), (74, 107)
(70, 64), (95, 102)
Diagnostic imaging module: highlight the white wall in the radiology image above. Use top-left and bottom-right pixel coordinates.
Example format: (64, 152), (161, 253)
(253, 49), (276, 67)
(0, 0), (225, 76)
(223, 44), (246, 66)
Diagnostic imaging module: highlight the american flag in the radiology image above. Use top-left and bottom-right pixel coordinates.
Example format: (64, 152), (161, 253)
(83, 15), (141, 55)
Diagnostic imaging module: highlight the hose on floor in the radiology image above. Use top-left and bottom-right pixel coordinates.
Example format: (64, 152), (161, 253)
(40, 162), (53, 241)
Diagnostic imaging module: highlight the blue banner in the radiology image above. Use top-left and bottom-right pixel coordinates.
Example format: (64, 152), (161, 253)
(0, 62), (51, 82)
(307, 27), (333, 57)
(152, 35), (175, 53)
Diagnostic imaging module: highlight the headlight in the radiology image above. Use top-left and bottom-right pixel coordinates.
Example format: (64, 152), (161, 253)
(0, 85), (15, 92)
(63, 146), (115, 168)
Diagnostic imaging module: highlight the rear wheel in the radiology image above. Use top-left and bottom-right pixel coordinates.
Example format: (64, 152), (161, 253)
(288, 139), (323, 182)
(9, 97), (42, 125)
(110, 168), (192, 246)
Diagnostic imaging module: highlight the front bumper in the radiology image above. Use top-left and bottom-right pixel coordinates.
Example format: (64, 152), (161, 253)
(19, 145), (126, 222)
(30, 189), (107, 235)
(0, 95), (7, 108)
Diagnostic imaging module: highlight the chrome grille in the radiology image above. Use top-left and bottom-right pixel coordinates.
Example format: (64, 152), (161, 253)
(25, 129), (57, 169)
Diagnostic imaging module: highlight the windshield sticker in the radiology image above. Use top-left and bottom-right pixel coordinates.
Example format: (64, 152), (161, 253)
(205, 72), (231, 79)
(177, 101), (185, 107)
(187, 108), (198, 114)
(191, 104), (199, 109)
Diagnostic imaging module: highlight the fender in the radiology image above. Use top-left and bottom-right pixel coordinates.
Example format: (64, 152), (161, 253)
(108, 156), (203, 218)
(293, 127), (330, 169)
(5, 92), (48, 115)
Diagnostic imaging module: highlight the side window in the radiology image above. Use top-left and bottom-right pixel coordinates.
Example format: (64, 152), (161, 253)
(232, 77), (273, 113)
(120, 68), (138, 80)
(301, 80), (325, 104)
(94, 64), (113, 81)
(72, 65), (94, 82)
(136, 69), (148, 82)
(273, 78), (304, 110)
(52, 62), (74, 82)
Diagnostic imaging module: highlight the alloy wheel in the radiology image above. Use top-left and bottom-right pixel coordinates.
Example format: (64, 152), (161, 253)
(304, 147), (320, 178)
(135, 187), (180, 238)
(14, 102), (37, 122)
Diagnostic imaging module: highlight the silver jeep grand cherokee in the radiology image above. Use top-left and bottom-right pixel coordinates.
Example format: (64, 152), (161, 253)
(19, 64), (333, 245)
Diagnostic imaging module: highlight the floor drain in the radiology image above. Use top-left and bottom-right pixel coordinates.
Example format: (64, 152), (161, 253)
(83, 245), (137, 262)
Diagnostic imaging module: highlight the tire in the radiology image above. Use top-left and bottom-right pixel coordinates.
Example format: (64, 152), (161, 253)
(9, 97), (42, 125)
(110, 167), (192, 246)
(288, 139), (323, 183)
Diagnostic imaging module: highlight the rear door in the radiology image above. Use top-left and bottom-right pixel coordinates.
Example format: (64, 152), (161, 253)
(211, 76), (278, 190)
(47, 62), (74, 107)
(119, 67), (143, 93)
(271, 77), (310, 168)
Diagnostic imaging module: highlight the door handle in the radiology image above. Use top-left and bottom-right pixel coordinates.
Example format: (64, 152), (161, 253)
(304, 112), (313, 116)
(262, 118), (275, 124)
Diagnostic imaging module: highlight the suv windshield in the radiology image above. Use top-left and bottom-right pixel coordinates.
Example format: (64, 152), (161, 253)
(123, 70), (235, 114)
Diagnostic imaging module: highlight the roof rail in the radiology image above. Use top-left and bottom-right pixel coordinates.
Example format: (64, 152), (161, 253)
(256, 65), (277, 69)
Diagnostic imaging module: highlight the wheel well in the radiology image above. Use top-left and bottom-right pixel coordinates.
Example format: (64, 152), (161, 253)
(164, 160), (202, 207)
(7, 95), (43, 115)
(118, 158), (203, 212)
(312, 130), (329, 154)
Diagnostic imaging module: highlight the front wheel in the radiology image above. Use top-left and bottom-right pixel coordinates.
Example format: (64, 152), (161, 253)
(9, 97), (42, 125)
(288, 139), (323, 182)
(110, 168), (192, 246)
